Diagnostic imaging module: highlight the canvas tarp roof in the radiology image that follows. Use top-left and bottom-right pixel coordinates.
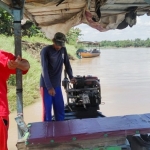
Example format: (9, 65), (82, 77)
(1, 0), (150, 39)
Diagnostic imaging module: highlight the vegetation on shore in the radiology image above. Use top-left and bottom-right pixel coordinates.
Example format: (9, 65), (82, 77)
(0, 35), (41, 112)
(22, 36), (78, 60)
(0, 8), (82, 112)
(0, 7), (82, 112)
(0, 35), (78, 112)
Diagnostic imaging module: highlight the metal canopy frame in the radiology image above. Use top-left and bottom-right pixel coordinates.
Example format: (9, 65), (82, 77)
(0, 0), (25, 139)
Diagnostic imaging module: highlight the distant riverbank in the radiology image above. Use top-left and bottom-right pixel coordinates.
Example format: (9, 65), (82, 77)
(100, 38), (150, 48)
(100, 46), (149, 49)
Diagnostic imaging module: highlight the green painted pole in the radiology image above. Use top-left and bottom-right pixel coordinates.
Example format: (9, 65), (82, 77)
(13, 8), (23, 139)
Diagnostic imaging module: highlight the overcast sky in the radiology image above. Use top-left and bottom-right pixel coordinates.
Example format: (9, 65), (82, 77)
(75, 14), (150, 42)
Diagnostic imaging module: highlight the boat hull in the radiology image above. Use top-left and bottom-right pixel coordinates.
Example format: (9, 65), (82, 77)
(80, 52), (100, 58)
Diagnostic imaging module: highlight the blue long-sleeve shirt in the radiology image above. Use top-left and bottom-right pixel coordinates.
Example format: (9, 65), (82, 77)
(40, 45), (73, 90)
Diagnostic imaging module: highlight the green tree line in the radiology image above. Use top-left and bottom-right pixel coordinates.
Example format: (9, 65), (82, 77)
(100, 38), (150, 48)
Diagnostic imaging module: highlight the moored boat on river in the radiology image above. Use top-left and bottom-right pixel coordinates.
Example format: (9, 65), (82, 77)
(76, 41), (100, 59)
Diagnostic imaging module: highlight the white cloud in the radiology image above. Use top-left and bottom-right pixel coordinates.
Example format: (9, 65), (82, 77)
(75, 15), (150, 41)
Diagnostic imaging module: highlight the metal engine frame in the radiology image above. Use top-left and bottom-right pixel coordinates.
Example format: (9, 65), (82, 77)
(62, 70), (105, 120)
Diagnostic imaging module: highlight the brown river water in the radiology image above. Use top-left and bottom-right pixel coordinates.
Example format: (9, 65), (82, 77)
(8, 48), (150, 149)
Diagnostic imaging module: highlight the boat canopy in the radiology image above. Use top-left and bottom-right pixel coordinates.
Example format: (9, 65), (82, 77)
(77, 41), (100, 50)
(1, 0), (150, 39)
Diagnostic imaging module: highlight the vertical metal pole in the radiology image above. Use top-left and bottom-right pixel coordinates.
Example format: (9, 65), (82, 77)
(0, 0), (25, 139)
(13, 9), (23, 139)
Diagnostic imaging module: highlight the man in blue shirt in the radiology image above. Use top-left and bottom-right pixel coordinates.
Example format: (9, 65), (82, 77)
(40, 32), (75, 121)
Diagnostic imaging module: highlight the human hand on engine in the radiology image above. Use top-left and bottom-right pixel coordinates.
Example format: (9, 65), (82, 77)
(70, 78), (77, 84)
